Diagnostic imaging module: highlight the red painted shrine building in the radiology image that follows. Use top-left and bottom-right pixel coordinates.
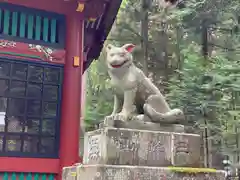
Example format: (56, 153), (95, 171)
(0, 0), (122, 179)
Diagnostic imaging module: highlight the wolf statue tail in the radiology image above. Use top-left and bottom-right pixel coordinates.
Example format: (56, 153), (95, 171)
(143, 95), (185, 124)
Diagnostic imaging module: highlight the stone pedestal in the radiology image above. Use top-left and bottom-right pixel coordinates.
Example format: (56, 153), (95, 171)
(63, 127), (225, 180)
(62, 164), (225, 180)
(83, 127), (201, 167)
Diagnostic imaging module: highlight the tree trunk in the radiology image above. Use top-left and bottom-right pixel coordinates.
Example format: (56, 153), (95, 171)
(141, 0), (149, 75)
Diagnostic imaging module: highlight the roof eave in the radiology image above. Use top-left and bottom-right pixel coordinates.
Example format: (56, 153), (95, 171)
(83, 0), (122, 72)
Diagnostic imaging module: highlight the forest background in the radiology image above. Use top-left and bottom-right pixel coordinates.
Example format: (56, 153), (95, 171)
(83, 0), (240, 169)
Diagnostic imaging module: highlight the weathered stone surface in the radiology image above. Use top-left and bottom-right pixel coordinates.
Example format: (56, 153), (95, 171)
(62, 164), (225, 180)
(83, 127), (201, 167)
(62, 165), (77, 180)
(102, 115), (185, 133)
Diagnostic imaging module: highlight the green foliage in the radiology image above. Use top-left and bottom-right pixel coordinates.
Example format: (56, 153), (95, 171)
(85, 0), (240, 166)
(84, 59), (113, 130)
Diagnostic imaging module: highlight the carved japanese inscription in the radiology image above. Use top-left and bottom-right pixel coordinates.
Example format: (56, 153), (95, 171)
(172, 133), (201, 167)
(83, 128), (201, 167)
(86, 135), (101, 163)
(106, 129), (172, 166)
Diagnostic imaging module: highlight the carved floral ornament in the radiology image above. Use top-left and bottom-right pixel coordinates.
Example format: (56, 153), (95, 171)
(0, 40), (65, 64)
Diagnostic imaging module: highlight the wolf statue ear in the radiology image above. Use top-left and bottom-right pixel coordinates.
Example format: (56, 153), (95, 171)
(106, 44), (115, 52)
(122, 44), (135, 53)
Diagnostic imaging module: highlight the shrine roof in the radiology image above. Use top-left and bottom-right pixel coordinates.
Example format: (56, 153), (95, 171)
(83, 0), (122, 72)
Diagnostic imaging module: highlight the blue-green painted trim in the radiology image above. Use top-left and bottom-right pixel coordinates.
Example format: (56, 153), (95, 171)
(0, 2), (66, 49)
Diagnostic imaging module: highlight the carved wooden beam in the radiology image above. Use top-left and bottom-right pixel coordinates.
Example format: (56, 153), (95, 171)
(76, 0), (106, 20)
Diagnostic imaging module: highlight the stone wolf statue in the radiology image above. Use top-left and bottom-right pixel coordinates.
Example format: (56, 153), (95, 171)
(104, 43), (184, 125)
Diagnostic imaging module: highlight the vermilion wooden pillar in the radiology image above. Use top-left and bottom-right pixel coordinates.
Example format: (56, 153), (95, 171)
(58, 14), (84, 179)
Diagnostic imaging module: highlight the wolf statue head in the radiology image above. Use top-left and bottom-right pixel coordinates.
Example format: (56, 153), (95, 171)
(105, 44), (135, 70)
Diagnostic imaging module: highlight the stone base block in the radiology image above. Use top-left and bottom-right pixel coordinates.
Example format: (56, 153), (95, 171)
(102, 115), (185, 133)
(62, 164), (225, 180)
(83, 127), (202, 167)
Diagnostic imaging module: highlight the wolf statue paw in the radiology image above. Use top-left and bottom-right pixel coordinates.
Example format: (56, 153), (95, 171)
(104, 113), (131, 128)
(115, 113), (129, 122)
(104, 115), (115, 127)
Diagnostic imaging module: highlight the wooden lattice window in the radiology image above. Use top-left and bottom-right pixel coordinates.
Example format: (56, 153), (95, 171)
(0, 58), (63, 158)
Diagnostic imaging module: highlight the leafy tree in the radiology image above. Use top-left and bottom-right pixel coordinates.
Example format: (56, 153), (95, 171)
(84, 0), (240, 169)
(84, 58), (113, 131)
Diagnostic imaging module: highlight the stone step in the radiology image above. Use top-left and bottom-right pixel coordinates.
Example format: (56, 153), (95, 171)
(62, 164), (225, 180)
(83, 127), (202, 167)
